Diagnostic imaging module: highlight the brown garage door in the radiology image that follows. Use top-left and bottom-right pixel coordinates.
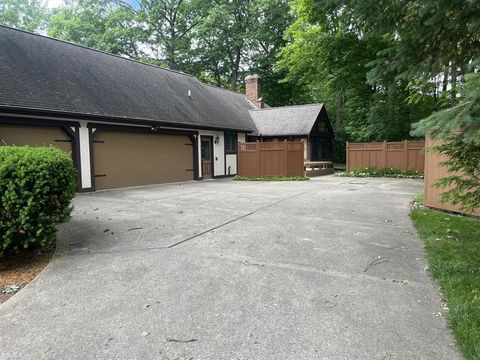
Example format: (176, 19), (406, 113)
(93, 131), (194, 190)
(0, 124), (72, 154)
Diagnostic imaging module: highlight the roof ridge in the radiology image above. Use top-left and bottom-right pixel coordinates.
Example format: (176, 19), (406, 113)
(202, 82), (245, 96)
(249, 103), (324, 111)
(0, 24), (196, 79)
(202, 83), (259, 109)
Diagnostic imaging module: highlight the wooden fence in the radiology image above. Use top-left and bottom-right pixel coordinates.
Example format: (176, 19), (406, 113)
(346, 140), (425, 172)
(424, 137), (479, 216)
(238, 141), (304, 177)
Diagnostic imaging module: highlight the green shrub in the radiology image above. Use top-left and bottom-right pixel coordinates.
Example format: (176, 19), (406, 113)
(234, 175), (310, 181)
(0, 146), (76, 257)
(340, 167), (424, 179)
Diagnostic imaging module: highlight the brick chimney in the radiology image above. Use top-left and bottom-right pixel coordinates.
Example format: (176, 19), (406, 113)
(245, 74), (263, 108)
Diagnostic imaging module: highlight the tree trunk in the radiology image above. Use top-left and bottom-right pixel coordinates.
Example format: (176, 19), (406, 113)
(442, 67), (449, 93)
(230, 47), (241, 91)
(450, 63), (457, 100)
(335, 94), (344, 126)
(167, 28), (177, 70)
(387, 83), (397, 138)
(214, 65), (221, 87)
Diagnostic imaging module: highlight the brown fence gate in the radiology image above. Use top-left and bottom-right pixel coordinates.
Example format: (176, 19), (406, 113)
(238, 141), (304, 177)
(346, 140), (425, 172)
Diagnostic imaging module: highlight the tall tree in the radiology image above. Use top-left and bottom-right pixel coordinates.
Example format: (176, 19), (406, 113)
(277, 0), (465, 160)
(48, 0), (145, 59)
(332, 0), (480, 85)
(246, 0), (294, 105)
(0, 0), (47, 32)
(193, 0), (293, 95)
(195, 0), (255, 91)
(136, 0), (206, 70)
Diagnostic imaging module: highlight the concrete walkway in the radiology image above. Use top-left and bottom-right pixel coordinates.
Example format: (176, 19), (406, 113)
(0, 176), (461, 359)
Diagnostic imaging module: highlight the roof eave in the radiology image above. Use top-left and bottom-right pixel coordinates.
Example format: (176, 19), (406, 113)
(0, 105), (255, 133)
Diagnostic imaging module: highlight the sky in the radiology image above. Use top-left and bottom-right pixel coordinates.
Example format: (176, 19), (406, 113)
(46, 0), (64, 8)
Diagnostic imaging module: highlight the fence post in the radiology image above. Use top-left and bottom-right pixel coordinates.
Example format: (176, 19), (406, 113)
(237, 141), (241, 176)
(284, 140), (288, 176)
(346, 141), (349, 172)
(257, 142), (261, 176)
(404, 140), (408, 170)
(383, 141), (387, 168)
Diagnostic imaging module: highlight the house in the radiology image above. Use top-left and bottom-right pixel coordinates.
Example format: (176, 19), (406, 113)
(247, 104), (334, 162)
(0, 25), (335, 191)
(244, 74), (334, 162)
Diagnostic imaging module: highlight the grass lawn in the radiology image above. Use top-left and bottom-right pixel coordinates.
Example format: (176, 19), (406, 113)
(411, 208), (480, 359)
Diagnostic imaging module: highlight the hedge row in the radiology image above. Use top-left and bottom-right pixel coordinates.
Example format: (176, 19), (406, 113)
(0, 146), (76, 257)
(340, 167), (424, 179)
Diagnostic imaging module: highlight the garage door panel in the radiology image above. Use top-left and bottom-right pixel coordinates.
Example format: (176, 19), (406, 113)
(0, 124), (72, 154)
(93, 131), (193, 190)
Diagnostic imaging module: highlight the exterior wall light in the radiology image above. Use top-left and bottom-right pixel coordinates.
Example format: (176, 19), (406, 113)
(214, 134), (220, 144)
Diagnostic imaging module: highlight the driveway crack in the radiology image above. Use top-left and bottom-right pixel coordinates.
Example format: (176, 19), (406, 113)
(166, 191), (310, 248)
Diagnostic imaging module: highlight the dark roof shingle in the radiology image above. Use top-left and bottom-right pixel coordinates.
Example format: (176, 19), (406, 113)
(0, 25), (255, 131)
(249, 104), (324, 136)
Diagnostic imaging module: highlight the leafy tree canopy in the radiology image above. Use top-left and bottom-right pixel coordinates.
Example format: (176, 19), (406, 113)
(0, 0), (47, 31)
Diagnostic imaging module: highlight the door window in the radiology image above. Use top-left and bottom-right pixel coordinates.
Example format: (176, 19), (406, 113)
(201, 141), (211, 160)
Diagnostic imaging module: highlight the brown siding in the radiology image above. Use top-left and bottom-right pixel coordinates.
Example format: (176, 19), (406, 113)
(93, 131), (193, 190)
(0, 124), (72, 154)
(424, 137), (479, 216)
(346, 141), (424, 172)
(238, 141), (304, 177)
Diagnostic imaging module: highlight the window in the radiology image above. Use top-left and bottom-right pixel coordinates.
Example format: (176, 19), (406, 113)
(225, 132), (237, 154)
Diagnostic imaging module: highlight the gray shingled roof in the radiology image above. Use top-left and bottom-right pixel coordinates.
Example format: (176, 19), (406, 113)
(0, 25), (256, 131)
(248, 104), (324, 136)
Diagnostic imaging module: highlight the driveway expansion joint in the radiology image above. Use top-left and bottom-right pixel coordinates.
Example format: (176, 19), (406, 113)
(166, 190), (311, 248)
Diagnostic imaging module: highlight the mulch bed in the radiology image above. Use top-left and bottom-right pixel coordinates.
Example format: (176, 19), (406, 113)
(0, 246), (54, 304)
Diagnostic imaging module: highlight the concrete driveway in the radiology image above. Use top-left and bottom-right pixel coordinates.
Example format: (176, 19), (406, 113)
(0, 176), (460, 359)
